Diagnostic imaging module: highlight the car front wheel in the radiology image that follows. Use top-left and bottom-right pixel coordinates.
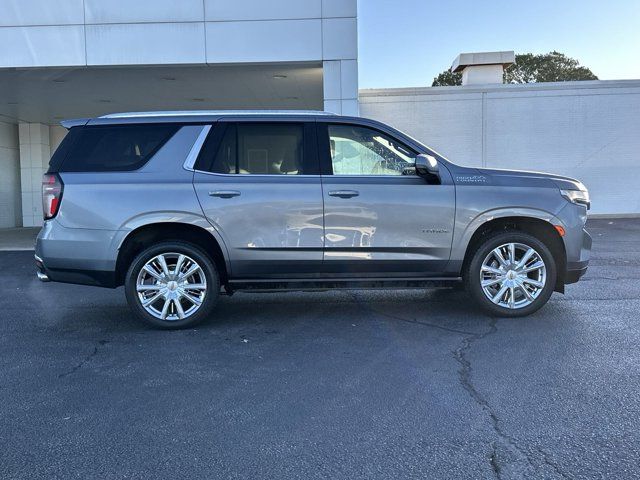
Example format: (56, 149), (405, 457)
(124, 241), (219, 329)
(465, 232), (557, 317)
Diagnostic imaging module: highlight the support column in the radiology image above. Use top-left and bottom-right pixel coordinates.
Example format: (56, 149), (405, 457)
(0, 121), (20, 228)
(323, 59), (359, 116)
(19, 123), (50, 227)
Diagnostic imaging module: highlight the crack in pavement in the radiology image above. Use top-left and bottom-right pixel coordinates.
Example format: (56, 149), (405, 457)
(537, 446), (573, 480)
(378, 310), (476, 336)
(453, 321), (570, 480)
(58, 339), (108, 378)
(372, 308), (476, 336)
(453, 319), (534, 478)
(348, 292), (570, 479)
(349, 292), (475, 336)
(490, 442), (502, 480)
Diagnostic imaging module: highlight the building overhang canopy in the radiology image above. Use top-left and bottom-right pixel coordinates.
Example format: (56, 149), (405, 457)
(0, 63), (323, 125)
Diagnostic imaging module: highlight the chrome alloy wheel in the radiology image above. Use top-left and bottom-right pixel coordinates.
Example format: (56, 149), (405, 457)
(480, 243), (547, 309)
(136, 252), (207, 321)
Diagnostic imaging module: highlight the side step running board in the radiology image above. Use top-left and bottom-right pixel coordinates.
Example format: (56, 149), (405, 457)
(224, 277), (462, 294)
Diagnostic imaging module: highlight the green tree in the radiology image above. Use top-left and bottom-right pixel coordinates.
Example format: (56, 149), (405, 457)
(504, 51), (598, 83)
(431, 51), (598, 86)
(432, 69), (462, 86)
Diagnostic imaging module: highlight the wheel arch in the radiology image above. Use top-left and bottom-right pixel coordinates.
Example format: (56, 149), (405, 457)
(459, 214), (567, 292)
(115, 222), (230, 287)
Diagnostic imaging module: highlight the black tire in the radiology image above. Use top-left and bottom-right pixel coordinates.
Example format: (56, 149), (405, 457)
(124, 241), (219, 329)
(464, 231), (557, 317)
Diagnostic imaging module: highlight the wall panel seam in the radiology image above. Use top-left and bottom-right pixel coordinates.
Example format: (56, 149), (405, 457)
(82, 0), (88, 65)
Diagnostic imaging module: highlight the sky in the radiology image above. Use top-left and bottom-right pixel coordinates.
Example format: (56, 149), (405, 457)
(357, 0), (640, 88)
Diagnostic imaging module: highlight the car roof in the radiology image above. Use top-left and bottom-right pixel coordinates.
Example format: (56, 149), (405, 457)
(61, 110), (341, 128)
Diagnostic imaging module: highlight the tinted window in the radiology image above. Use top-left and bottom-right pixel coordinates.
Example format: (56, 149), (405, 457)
(47, 127), (81, 172)
(210, 124), (237, 174)
(202, 123), (305, 175)
(59, 124), (179, 172)
(328, 125), (416, 176)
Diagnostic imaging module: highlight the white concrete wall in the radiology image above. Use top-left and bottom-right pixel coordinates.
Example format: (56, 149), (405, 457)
(0, 0), (357, 67)
(49, 125), (67, 154)
(0, 123), (68, 229)
(0, 121), (20, 228)
(18, 123), (50, 227)
(360, 80), (640, 215)
(323, 59), (359, 116)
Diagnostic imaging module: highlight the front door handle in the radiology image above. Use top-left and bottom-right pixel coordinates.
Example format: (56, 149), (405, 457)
(328, 190), (359, 199)
(209, 190), (241, 198)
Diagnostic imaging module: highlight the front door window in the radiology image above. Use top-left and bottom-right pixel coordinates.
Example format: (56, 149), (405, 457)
(328, 125), (416, 176)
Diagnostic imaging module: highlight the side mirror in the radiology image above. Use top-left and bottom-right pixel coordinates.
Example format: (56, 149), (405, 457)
(415, 154), (440, 178)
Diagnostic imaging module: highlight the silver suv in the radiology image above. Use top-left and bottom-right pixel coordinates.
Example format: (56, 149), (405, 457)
(36, 111), (591, 328)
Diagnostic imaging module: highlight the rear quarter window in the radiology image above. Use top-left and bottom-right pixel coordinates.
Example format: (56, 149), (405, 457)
(54, 124), (179, 172)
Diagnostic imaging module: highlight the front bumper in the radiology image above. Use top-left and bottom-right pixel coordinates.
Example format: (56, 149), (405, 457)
(564, 227), (592, 284)
(565, 262), (588, 284)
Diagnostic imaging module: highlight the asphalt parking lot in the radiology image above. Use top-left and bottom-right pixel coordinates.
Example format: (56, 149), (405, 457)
(1, 218), (639, 479)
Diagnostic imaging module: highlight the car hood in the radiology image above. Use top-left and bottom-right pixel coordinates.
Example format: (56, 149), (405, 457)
(449, 165), (586, 191)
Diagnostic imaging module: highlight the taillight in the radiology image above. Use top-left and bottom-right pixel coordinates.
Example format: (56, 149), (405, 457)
(42, 173), (63, 220)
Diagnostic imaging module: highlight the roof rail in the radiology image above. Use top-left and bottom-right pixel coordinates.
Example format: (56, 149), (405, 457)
(99, 110), (335, 119)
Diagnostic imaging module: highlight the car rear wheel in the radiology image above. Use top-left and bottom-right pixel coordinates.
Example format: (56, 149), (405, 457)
(465, 231), (557, 317)
(125, 241), (219, 329)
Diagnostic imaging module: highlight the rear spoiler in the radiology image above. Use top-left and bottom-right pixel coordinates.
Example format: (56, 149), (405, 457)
(60, 118), (90, 129)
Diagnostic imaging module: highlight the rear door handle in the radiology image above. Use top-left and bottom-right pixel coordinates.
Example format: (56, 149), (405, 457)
(328, 190), (359, 199)
(209, 190), (241, 198)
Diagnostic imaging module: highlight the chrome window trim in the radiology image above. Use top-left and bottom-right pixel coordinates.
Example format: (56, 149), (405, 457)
(191, 169), (420, 179)
(192, 169), (322, 179)
(322, 174), (419, 179)
(182, 125), (212, 171)
(190, 171), (420, 179)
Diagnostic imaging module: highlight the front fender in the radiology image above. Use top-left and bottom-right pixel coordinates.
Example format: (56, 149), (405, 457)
(449, 207), (564, 269)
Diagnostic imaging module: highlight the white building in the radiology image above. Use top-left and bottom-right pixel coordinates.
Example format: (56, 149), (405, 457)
(0, 0), (358, 227)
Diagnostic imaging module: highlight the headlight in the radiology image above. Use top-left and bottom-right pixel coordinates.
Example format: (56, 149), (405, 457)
(560, 189), (590, 209)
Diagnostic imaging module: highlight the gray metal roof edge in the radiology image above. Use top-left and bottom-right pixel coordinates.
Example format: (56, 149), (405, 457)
(99, 110), (336, 119)
(358, 79), (640, 98)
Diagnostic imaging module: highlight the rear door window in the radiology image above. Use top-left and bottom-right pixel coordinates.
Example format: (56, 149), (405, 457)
(58, 124), (179, 172)
(196, 122), (317, 175)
